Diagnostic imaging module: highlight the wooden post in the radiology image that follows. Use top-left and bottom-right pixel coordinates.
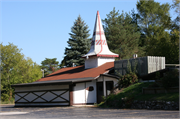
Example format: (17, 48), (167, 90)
(69, 84), (73, 106)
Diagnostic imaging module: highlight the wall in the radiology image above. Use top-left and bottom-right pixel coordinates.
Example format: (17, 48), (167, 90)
(85, 57), (98, 69)
(130, 100), (179, 110)
(97, 57), (115, 67)
(15, 85), (69, 92)
(114, 56), (165, 76)
(73, 80), (96, 104)
(73, 76), (118, 104)
(85, 57), (114, 69)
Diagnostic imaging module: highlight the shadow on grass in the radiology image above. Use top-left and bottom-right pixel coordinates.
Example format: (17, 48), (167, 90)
(99, 82), (179, 108)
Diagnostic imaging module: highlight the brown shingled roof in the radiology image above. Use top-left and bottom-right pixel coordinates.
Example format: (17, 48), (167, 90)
(36, 62), (114, 82)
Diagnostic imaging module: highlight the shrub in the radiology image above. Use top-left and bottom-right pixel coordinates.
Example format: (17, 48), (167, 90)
(1, 93), (9, 102)
(161, 69), (179, 89)
(119, 72), (138, 88)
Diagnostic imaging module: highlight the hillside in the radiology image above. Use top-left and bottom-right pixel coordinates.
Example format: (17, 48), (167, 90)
(99, 82), (179, 109)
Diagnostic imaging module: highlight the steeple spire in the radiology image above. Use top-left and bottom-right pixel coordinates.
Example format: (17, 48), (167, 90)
(83, 11), (119, 69)
(83, 11), (119, 58)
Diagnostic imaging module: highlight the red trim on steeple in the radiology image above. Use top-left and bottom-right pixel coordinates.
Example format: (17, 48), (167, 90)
(93, 31), (104, 36)
(82, 54), (119, 58)
(97, 11), (103, 55)
(97, 54), (119, 57)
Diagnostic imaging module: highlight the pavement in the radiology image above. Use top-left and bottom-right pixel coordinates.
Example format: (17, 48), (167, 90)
(72, 105), (95, 107)
(0, 104), (179, 119)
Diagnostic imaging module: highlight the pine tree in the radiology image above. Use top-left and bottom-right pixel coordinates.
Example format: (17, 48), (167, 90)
(64, 15), (91, 67)
(41, 58), (59, 76)
(102, 8), (141, 59)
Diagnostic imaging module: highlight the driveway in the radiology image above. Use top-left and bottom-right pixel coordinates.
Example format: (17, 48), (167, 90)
(0, 104), (179, 119)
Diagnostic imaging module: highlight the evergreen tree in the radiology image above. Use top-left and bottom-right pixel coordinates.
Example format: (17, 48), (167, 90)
(41, 58), (59, 76)
(64, 15), (91, 67)
(102, 8), (141, 59)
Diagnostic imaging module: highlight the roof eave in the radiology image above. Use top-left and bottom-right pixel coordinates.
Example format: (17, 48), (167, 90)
(12, 77), (96, 87)
(100, 74), (120, 79)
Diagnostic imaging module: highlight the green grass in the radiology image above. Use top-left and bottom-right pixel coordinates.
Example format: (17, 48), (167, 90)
(135, 92), (179, 101)
(99, 82), (179, 107)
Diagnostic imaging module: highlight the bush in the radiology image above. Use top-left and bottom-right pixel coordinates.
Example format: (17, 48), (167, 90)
(119, 72), (138, 88)
(1, 93), (9, 102)
(161, 69), (179, 89)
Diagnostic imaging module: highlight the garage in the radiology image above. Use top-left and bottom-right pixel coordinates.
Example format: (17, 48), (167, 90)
(12, 81), (72, 106)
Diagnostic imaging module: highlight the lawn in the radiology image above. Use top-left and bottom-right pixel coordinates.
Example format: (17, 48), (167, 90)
(99, 82), (179, 108)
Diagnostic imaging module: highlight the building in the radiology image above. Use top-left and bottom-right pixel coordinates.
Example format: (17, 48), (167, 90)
(12, 11), (119, 106)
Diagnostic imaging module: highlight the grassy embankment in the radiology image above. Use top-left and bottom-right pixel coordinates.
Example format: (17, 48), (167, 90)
(98, 82), (179, 108)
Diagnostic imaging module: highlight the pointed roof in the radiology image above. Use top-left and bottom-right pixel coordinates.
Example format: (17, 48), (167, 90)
(83, 11), (119, 58)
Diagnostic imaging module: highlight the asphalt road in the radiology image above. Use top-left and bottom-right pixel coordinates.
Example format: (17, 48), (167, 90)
(0, 104), (179, 119)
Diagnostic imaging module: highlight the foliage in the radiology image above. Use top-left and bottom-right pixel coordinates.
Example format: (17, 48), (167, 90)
(118, 72), (138, 88)
(0, 97), (15, 104)
(1, 43), (42, 101)
(136, 0), (171, 38)
(59, 57), (66, 68)
(161, 69), (179, 89)
(136, 0), (179, 64)
(168, 0), (180, 64)
(1, 93), (9, 102)
(172, 0), (180, 14)
(41, 58), (59, 76)
(99, 82), (179, 108)
(116, 60), (138, 88)
(148, 29), (179, 64)
(63, 15), (91, 67)
(102, 7), (142, 59)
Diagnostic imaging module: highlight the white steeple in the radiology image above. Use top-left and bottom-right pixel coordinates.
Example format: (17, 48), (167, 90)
(83, 11), (119, 69)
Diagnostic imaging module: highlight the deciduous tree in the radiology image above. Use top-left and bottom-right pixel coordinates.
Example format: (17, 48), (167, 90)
(136, 0), (171, 55)
(1, 43), (42, 101)
(136, 0), (179, 63)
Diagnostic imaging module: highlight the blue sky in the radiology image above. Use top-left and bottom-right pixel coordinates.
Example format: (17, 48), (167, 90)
(1, 0), (176, 65)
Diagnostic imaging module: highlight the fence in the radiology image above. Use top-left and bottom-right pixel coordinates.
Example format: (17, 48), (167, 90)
(114, 56), (165, 76)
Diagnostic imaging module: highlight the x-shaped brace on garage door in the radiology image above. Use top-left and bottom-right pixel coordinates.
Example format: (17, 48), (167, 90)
(15, 92), (31, 103)
(49, 90), (69, 102)
(15, 90), (69, 103)
(31, 91), (49, 102)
